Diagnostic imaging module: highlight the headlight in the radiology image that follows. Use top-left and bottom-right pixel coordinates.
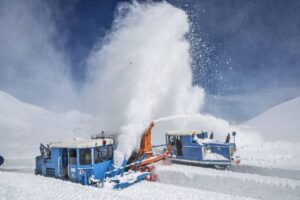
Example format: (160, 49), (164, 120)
(79, 169), (84, 176)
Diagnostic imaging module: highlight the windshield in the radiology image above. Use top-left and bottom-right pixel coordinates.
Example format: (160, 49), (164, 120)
(197, 133), (204, 139)
(79, 149), (91, 165)
(69, 149), (77, 165)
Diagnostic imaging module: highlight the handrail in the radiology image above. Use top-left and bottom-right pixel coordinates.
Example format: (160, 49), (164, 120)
(78, 167), (94, 170)
(151, 144), (166, 148)
(57, 157), (61, 176)
(105, 160), (142, 178)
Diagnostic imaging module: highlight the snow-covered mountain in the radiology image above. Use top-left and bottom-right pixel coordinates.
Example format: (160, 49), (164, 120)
(0, 91), (299, 200)
(1, 90), (299, 169)
(246, 96), (300, 141)
(0, 91), (92, 161)
(235, 97), (300, 170)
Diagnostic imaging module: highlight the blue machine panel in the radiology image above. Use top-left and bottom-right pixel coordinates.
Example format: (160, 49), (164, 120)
(166, 132), (237, 167)
(35, 142), (115, 186)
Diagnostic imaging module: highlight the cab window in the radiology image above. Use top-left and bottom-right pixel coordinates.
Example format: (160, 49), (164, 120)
(197, 133), (204, 139)
(168, 136), (176, 145)
(69, 149), (77, 165)
(79, 149), (92, 165)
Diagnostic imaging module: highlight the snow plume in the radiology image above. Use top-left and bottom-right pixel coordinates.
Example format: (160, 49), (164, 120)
(153, 113), (262, 146)
(83, 1), (204, 160)
(0, 0), (78, 111)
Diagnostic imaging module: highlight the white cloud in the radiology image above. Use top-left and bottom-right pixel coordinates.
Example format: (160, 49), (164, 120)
(0, 0), (78, 111)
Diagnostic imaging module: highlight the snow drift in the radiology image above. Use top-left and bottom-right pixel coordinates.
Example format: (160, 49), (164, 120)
(0, 171), (254, 200)
(156, 164), (300, 200)
(0, 91), (92, 161)
(246, 96), (300, 141)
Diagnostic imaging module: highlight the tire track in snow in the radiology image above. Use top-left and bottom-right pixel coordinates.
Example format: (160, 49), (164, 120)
(156, 164), (300, 200)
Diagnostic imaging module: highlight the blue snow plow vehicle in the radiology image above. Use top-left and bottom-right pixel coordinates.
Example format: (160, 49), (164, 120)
(165, 130), (240, 168)
(35, 137), (149, 189)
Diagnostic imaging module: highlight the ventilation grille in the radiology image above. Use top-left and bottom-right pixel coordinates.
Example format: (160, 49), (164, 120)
(46, 168), (55, 177)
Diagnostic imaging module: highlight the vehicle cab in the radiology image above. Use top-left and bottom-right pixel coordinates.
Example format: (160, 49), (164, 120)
(35, 138), (114, 185)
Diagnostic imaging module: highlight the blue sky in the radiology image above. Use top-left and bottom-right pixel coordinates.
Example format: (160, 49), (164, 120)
(0, 0), (299, 121)
(52, 0), (300, 94)
(52, 0), (300, 120)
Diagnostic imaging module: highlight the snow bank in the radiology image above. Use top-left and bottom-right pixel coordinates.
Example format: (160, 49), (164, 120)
(238, 141), (300, 170)
(245, 96), (300, 142)
(0, 171), (255, 200)
(156, 164), (300, 200)
(234, 97), (300, 169)
(0, 91), (92, 166)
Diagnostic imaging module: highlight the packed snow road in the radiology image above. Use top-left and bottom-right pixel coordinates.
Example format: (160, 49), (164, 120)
(231, 165), (300, 180)
(155, 164), (300, 200)
(1, 163), (299, 200)
(0, 171), (255, 200)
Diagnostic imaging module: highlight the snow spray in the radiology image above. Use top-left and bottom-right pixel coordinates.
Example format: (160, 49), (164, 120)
(84, 1), (203, 162)
(83, 1), (258, 164)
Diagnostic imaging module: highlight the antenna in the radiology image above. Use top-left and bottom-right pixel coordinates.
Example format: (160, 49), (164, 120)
(232, 132), (236, 144)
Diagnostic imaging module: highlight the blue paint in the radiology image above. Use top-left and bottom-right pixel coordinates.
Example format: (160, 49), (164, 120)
(35, 138), (151, 190)
(35, 142), (115, 185)
(112, 172), (150, 190)
(166, 131), (237, 167)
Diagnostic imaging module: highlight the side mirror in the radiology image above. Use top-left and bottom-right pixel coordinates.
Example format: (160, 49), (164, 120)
(232, 132), (236, 136)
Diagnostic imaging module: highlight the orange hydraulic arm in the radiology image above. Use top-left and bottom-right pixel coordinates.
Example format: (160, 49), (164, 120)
(129, 122), (172, 181)
(137, 122), (155, 158)
(133, 122), (171, 166)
